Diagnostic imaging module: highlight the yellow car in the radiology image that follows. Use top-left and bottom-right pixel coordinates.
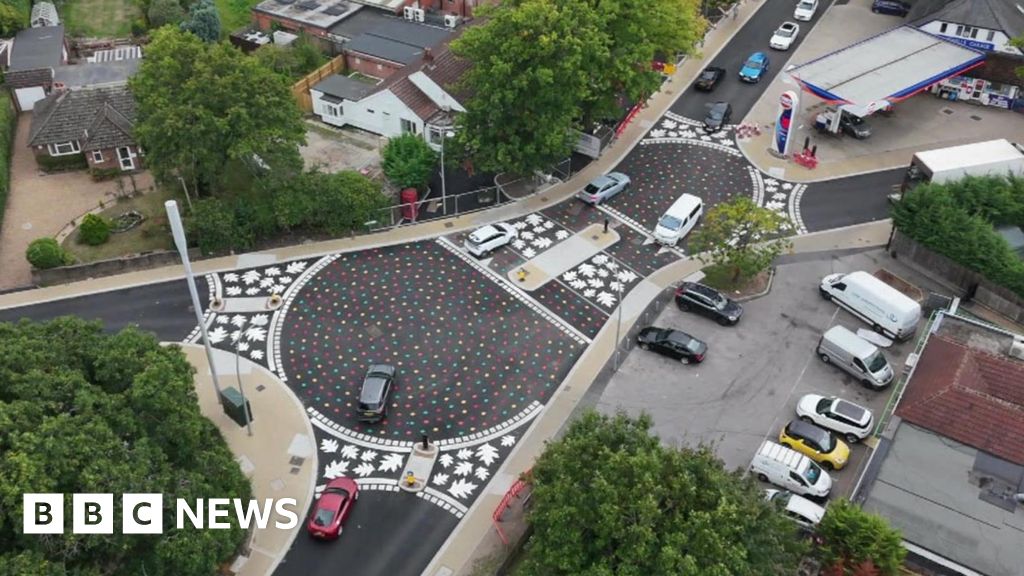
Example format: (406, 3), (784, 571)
(779, 419), (850, 470)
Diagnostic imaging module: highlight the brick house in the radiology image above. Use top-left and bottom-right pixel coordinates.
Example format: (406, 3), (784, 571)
(343, 17), (451, 79)
(28, 85), (143, 172)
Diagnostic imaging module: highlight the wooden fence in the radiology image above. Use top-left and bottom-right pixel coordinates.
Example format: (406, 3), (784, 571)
(291, 55), (346, 113)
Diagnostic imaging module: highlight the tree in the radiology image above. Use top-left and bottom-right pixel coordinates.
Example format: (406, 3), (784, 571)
(450, 0), (607, 176)
(1012, 36), (1024, 81)
(130, 28), (305, 195)
(180, 0), (220, 42)
(78, 213), (111, 245)
(274, 170), (389, 236)
(147, 0), (185, 28)
(381, 133), (438, 190)
(25, 237), (72, 269)
(689, 197), (793, 284)
(0, 318), (250, 575)
(816, 499), (907, 576)
(519, 410), (807, 575)
(0, 3), (22, 37)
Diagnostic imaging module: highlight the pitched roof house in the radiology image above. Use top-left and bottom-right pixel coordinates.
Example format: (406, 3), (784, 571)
(29, 86), (142, 172)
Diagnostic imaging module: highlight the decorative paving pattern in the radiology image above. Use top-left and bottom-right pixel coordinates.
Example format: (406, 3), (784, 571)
(220, 260), (311, 297)
(278, 241), (584, 442)
(530, 281), (608, 339)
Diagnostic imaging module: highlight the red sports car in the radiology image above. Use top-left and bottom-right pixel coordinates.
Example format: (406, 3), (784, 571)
(306, 477), (359, 539)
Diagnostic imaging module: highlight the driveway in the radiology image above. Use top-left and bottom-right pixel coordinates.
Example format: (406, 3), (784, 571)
(0, 114), (154, 290)
(299, 123), (383, 176)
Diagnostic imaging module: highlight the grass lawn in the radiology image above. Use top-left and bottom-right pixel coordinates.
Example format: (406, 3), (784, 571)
(215, 0), (261, 35)
(63, 186), (178, 263)
(62, 0), (142, 38)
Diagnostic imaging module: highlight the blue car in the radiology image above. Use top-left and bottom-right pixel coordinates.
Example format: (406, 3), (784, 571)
(739, 52), (770, 83)
(870, 0), (910, 16)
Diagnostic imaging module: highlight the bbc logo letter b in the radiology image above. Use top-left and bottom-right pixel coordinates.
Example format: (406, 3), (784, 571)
(24, 494), (64, 534)
(73, 494), (114, 534)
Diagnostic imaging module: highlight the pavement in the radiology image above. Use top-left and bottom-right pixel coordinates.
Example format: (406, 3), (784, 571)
(734, 0), (1024, 183)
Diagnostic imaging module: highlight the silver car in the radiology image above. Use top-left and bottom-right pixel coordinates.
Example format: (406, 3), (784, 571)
(577, 172), (631, 205)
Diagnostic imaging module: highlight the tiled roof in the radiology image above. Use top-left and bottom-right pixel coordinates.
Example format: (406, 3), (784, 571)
(10, 25), (64, 71)
(896, 336), (1024, 464)
(421, 48), (472, 99)
(29, 86), (136, 150)
(5, 68), (53, 89)
(910, 0), (1024, 39)
(377, 46), (472, 120)
(389, 76), (438, 120)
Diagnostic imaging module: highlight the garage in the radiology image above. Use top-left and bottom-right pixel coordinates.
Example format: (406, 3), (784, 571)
(13, 86), (47, 111)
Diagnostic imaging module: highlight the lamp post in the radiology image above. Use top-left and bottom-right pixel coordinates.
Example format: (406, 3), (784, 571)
(439, 130), (455, 215)
(165, 200), (224, 404)
(614, 282), (625, 369)
(176, 176), (193, 212)
(233, 328), (254, 437)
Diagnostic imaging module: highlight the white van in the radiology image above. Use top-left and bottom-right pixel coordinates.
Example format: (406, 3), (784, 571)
(818, 326), (894, 389)
(819, 271), (921, 340)
(653, 194), (703, 245)
(750, 441), (832, 499)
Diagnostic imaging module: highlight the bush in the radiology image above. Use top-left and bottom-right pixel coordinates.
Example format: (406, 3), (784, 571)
(79, 213), (112, 245)
(816, 499), (906, 575)
(274, 170), (389, 236)
(187, 197), (254, 255)
(0, 93), (14, 232)
(26, 237), (73, 269)
(147, 0), (184, 27)
(89, 167), (122, 181)
(382, 133), (438, 191)
(36, 152), (88, 173)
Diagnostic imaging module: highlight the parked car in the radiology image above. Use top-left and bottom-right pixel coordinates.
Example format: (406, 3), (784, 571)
(739, 52), (770, 83)
(577, 172), (631, 205)
(358, 364), (396, 422)
(770, 22), (800, 50)
(779, 419), (850, 470)
(674, 282), (743, 325)
(814, 110), (872, 139)
(765, 489), (826, 529)
(464, 223), (518, 258)
(702, 101), (733, 132)
(871, 0), (910, 16)
(694, 66), (726, 91)
(796, 393), (874, 444)
(637, 327), (707, 364)
(793, 0), (818, 21)
(306, 477), (359, 539)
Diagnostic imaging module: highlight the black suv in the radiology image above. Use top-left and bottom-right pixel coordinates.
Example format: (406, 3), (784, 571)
(358, 364), (396, 423)
(675, 282), (743, 325)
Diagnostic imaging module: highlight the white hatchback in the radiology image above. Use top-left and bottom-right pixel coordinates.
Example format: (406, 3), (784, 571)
(464, 223), (518, 258)
(793, 0), (818, 20)
(765, 489), (826, 529)
(770, 22), (800, 50)
(796, 393), (874, 444)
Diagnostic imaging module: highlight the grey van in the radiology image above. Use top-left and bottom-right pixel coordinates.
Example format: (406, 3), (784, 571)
(817, 326), (894, 389)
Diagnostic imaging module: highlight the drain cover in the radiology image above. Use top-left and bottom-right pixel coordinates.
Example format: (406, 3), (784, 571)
(970, 115), (982, 121)
(289, 456), (305, 466)
(256, 384), (266, 392)
(941, 108), (954, 115)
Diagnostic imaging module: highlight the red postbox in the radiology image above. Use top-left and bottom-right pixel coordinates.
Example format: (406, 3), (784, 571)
(400, 188), (418, 222)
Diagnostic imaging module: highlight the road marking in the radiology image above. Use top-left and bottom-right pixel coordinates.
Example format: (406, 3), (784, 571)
(597, 204), (686, 259)
(267, 254), (337, 377)
(420, 488), (468, 518)
(307, 407), (415, 451)
(789, 183), (809, 234)
(435, 401), (543, 450)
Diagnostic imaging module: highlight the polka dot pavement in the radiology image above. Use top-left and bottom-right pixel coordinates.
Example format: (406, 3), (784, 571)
(278, 241), (585, 442)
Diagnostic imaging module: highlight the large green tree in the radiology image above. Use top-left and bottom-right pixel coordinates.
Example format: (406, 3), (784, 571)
(519, 410), (807, 575)
(130, 27), (305, 195)
(381, 133), (438, 190)
(180, 0), (220, 42)
(816, 499), (907, 576)
(690, 196), (793, 285)
(0, 318), (251, 575)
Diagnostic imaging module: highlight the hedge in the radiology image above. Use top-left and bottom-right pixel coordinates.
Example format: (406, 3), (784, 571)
(36, 152), (89, 173)
(0, 93), (14, 232)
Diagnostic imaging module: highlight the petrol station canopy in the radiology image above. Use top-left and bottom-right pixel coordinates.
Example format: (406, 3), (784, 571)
(788, 25), (985, 115)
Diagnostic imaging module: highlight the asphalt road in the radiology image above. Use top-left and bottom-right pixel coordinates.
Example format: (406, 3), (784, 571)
(673, 0), (836, 122)
(799, 168), (903, 232)
(0, 278), (207, 342)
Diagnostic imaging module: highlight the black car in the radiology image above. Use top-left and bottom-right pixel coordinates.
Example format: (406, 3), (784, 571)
(358, 364), (396, 422)
(694, 66), (725, 92)
(637, 327), (708, 364)
(675, 282), (743, 325)
(870, 0), (910, 16)
(703, 102), (732, 133)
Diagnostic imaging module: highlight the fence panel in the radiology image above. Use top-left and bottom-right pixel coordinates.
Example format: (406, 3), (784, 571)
(291, 55), (346, 113)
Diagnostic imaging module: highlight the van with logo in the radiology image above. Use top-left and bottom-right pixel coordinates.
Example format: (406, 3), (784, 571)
(817, 325), (894, 389)
(750, 440), (832, 499)
(819, 271), (921, 340)
(653, 194), (703, 246)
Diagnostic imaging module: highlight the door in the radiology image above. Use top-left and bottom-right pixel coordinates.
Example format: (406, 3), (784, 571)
(117, 147), (135, 171)
(14, 87), (46, 111)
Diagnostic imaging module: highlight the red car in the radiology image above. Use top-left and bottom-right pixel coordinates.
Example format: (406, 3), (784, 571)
(306, 477), (358, 539)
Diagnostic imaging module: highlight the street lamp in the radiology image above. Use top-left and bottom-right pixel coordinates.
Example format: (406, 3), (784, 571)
(165, 200), (224, 404)
(232, 327), (254, 437)
(614, 282), (625, 369)
(439, 130), (455, 215)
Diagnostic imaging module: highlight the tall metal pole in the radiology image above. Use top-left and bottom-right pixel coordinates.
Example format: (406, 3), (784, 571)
(165, 200), (224, 404)
(614, 283), (625, 369)
(234, 331), (253, 436)
(439, 136), (447, 216)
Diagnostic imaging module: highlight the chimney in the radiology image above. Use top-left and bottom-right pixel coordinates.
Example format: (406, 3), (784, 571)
(423, 47), (433, 63)
(52, 81), (67, 96)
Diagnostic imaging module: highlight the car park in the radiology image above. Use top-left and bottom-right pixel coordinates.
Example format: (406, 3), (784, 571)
(358, 363), (396, 422)
(779, 419), (850, 470)
(674, 282), (743, 326)
(464, 223), (518, 258)
(636, 327), (707, 364)
(817, 325), (894, 389)
(750, 441), (832, 499)
(306, 477), (359, 539)
(770, 22), (800, 50)
(739, 52), (770, 83)
(577, 172), (631, 205)
(694, 66), (726, 91)
(702, 101), (732, 133)
(796, 394), (874, 444)
(793, 0), (818, 21)
(765, 489), (827, 529)
(871, 0), (910, 16)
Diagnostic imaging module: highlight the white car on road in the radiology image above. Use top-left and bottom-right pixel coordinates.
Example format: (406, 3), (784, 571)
(793, 0), (818, 20)
(796, 393), (874, 443)
(765, 489), (827, 530)
(770, 22), (800, 50)
(464, 223), (518, 258)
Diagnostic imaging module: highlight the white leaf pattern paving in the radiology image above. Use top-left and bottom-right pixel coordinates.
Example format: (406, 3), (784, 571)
(324, 460), (349, 479)
(454, 461), (474, 476)
(448, 478), (478, 499)
(476, 443), (499, 466)
(500, 435), (516, 447)
(438, 453), (454, 468)
(320, 438), (339, 453)
(432, 473), (449, 486)
(379, 453), (404, 473)
(353, 462), (375, 477)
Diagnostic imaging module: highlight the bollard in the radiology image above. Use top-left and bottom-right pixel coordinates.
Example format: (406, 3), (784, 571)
(603, 218), (609, 234)
(405, 471), (416, 487)
(421, 434), (429, 450)
(517, 268), (527, 282)
(803, 136), (810, 152)
(811, 145), (817, 157)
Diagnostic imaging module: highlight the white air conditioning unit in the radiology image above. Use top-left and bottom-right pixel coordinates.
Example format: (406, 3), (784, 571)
(443, 14), (461, 28)
(413, 7), (425, 22)
(403, 6), (416, 20)
(1010, 338), (1024, 360)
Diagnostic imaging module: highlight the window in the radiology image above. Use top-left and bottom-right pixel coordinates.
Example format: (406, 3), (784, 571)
(367, 109), (375, 114)
(400, 118), (418, 134)
(48, 141), (80, 156)
(377, 63), (383, 70)
(939, 23), (948, 33)
(354, 57), (361, 64)
(91, 150), (103, 163)
(428, 126), (444, 145)
(986, 30), (995, 41)
(323, 103), (341, 118)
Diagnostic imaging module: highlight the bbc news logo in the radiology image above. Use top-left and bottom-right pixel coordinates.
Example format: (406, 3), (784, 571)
(23, 494), (299, 534)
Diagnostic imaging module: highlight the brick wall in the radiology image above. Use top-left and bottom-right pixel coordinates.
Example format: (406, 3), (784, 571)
(85, 146), (144, 172)
(346, 53), (403, 79)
